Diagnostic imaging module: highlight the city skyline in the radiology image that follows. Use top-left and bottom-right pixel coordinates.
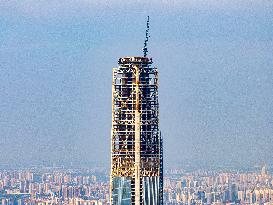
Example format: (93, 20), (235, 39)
(0, 166), (272, 204)
(0, 0), (273, 169)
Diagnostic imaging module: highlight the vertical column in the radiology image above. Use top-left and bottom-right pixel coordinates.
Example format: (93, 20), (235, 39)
(110, 68), (115, 205)
(134, 65), (141, 205)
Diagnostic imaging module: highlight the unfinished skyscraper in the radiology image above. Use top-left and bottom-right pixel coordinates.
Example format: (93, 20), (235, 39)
(110, 17), (163, 205)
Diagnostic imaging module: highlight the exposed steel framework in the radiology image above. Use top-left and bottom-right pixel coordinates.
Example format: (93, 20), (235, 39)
(110, 56), (163, 205)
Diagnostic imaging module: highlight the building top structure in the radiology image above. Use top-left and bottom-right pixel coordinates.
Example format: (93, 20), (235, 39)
(118, 57), (153, 65)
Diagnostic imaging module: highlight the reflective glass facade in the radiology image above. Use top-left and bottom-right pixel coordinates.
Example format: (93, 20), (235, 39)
(143, 176), (160, 205)
(112, 177), (131, 205)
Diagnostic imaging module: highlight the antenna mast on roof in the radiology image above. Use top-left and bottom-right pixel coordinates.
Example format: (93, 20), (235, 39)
(143, 16), (150, 57)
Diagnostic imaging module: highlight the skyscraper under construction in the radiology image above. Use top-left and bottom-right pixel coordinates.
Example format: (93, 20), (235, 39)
(110, 17), (163, 205)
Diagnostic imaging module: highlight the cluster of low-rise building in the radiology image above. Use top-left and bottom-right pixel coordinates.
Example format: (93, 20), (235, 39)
(163, 166), (273, 205)
(0, 166), (272, 204)
(0, 168), (109, 205)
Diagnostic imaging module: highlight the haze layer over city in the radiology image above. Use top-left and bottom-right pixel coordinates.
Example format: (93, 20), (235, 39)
(0, 0), (273, 170)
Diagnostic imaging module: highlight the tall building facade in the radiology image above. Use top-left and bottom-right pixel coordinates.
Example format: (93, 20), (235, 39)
(110, 56), (163, 205)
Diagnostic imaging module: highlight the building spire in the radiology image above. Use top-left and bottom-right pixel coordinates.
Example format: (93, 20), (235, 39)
(143, 16), (150, 57)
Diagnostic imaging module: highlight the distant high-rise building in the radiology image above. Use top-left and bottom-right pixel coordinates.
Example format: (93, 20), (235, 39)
(261, 164), (267, 176)
(110, 56), (163, 205)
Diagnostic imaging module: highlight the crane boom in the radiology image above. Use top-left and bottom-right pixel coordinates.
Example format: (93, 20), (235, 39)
(143, 16), (150, 57)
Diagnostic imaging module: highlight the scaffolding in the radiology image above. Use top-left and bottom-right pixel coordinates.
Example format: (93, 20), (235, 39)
(110, 56), (163, 205)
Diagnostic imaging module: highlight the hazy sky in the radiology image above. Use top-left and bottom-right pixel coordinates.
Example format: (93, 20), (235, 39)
(0, 0), (272, 168)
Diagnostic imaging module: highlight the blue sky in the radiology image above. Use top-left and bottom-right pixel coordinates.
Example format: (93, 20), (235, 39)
(0, 0), (272, 168)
